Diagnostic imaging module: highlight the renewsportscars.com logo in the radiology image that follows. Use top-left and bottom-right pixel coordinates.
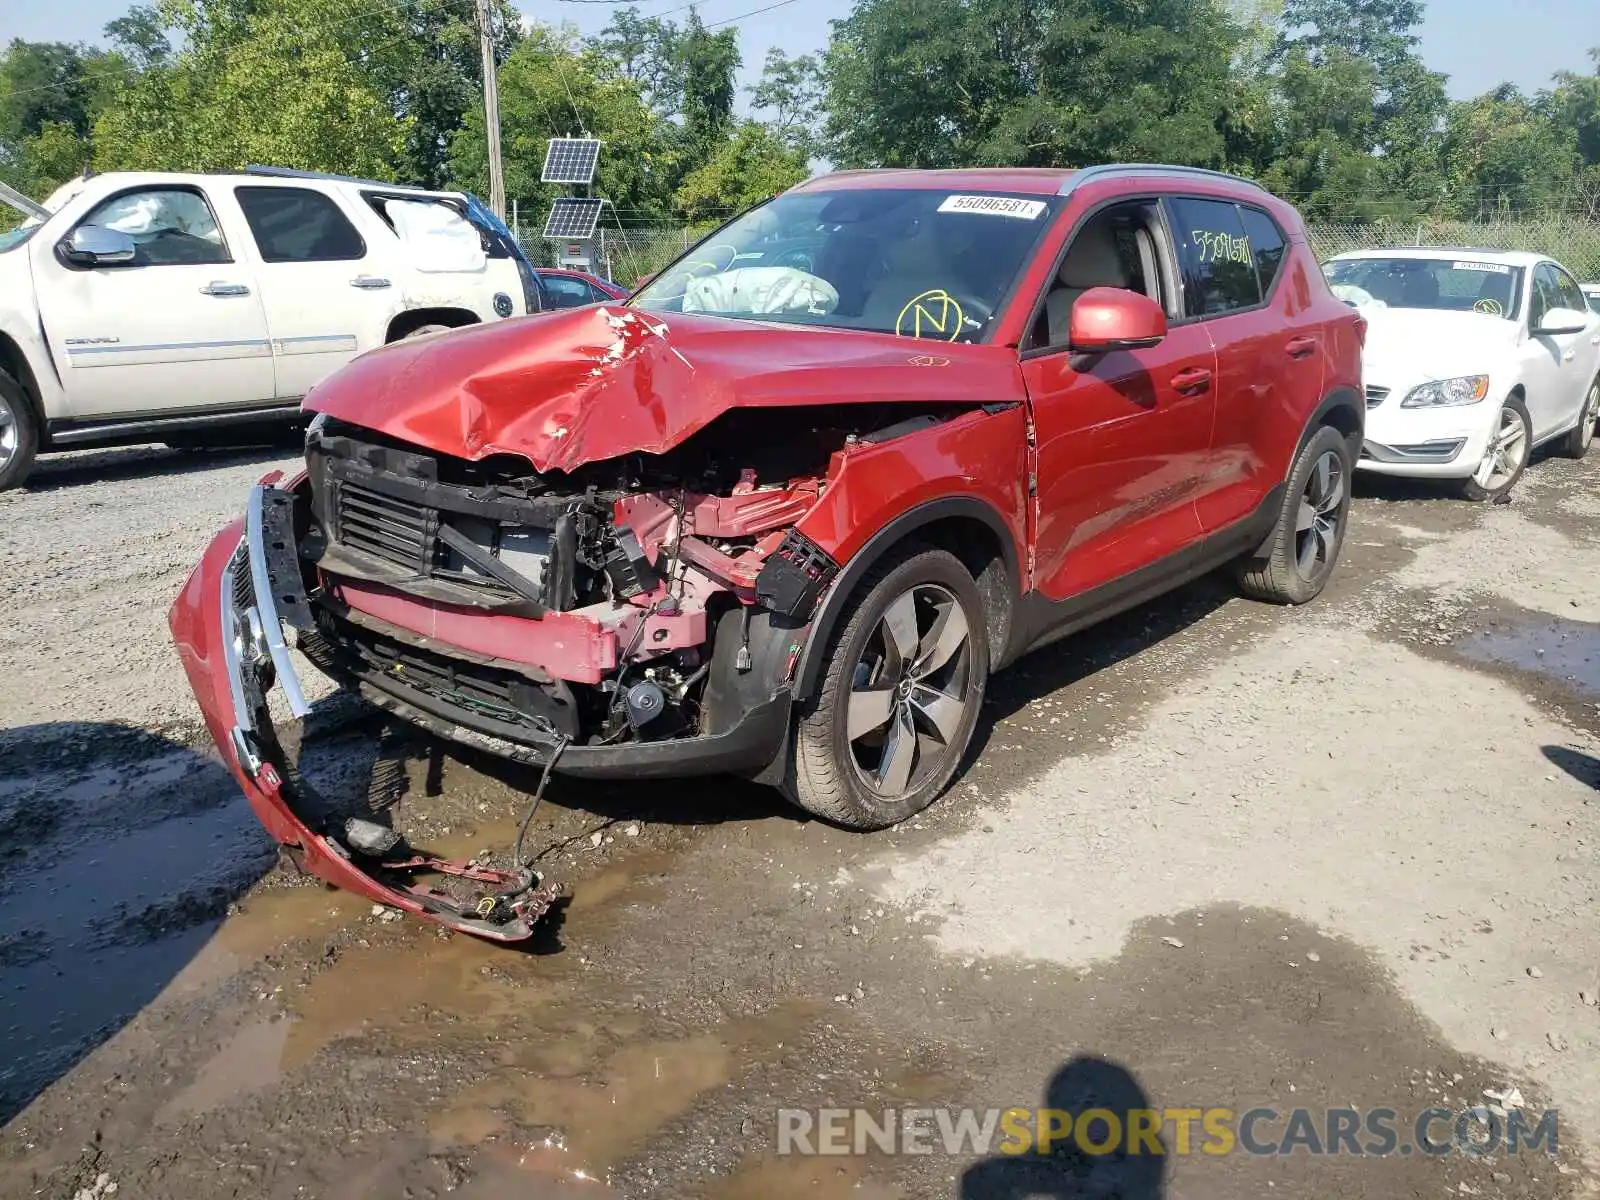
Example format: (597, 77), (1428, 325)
(776, 1106), (1559, 1158)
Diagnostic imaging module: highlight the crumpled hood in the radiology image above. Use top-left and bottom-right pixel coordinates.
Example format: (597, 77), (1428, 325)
(303, 305), (1026, 472)
(1358, 307), (1518, 384)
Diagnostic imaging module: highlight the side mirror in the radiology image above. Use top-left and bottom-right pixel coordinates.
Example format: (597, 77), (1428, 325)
(1068, 287), (1168, 353)
(61, 224), (137, 267)
(1532, 306), (1591, 337)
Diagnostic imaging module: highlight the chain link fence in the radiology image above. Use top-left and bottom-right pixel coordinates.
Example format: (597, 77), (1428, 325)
(1306, 217), (1600, 280)
(512, 224), (715, 284)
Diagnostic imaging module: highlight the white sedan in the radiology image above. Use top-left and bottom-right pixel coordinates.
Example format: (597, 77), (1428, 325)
(1324, 249), (1600, 500)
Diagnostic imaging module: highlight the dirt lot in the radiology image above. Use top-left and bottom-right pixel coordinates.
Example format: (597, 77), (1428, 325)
(1, 439), (1598, 1199)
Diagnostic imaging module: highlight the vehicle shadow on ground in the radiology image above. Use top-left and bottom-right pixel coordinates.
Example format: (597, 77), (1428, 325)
(0, 722), (275, 1125)
(1543, 745), (1600, 791)
(965, 574), (1237, 769)
(960, 1055), (1166, 1199)
(1350, 441), (1568, 507)
(21, 443), (291, 493)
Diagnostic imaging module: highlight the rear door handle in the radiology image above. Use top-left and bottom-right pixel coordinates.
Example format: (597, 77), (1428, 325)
(350, 275), (391, 290)
(1171, 367), (1213, 394)
(1286, 335), (1318, 359)
(199, 282), (250, 297)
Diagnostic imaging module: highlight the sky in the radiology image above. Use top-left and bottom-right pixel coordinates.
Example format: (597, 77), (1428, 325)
(1, 0), (1594, 108)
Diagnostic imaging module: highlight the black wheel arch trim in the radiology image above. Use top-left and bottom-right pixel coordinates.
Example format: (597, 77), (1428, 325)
(789, 495), (1021, 704)
(1301, 385), (1364, 454)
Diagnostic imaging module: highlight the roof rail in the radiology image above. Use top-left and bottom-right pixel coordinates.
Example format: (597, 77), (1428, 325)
(243, 164), (436, 193)
(1060, 163), (1267, 196)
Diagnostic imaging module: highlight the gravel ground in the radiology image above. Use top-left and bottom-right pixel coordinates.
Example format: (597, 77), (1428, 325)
(1, 438), (1598, 1200)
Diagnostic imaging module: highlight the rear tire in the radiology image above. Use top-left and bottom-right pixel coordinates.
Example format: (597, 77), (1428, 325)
(1235, 424), (1352, 605)
(1559, 378), (1600, 459)
(0, 371), (40, 492)
(791, 544), (988, 830)
(399, 323), (452, 341)
(1458, 396), (1531, 501)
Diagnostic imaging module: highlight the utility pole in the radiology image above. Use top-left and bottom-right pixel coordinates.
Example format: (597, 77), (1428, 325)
(476, 0), (505, 220)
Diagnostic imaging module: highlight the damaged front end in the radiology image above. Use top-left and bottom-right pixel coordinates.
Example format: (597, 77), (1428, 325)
(170, 305), (1028, 941)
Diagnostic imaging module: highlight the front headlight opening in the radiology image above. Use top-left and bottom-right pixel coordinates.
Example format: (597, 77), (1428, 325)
(1400, 375), (1490, 408)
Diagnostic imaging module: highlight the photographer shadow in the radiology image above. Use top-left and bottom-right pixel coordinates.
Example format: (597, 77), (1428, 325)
(961, 1055), (1166, 1199)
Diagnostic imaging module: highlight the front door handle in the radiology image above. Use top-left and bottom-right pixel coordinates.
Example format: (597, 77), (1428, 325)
(1171, 367), (1213, 394)
(1286, 335), (1318, 359)
(199, 282), (250, 297)
(350, 275), (391, 290)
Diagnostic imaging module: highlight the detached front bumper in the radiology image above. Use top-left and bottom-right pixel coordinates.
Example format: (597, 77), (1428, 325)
(171, 483), (797, 938)
(170, 484), (557, 941)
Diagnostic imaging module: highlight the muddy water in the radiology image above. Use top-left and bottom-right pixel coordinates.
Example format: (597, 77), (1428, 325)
(1457, 612), (1600, 697)
(0, 731), (274, 1122)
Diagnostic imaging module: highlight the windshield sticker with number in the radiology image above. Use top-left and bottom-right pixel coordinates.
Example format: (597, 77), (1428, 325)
(936, 195), (1046, 220)
(1452, 261), (1512, 274)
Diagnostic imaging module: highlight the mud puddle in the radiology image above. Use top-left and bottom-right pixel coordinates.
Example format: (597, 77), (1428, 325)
(0, 728), (275, 1122)
(1456, 612), (1600, 698)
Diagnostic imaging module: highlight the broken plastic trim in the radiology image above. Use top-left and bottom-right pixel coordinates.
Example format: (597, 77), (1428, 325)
(220, 484), (560, 942)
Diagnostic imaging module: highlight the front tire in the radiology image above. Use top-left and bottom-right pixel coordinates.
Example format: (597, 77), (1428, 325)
(1560, 379), (1600, 459)
(0, 371), (40, 492)
(791, 545), (989, 830)
(1458, 396), (1531, 501)
(1235, 424), (1352, 605)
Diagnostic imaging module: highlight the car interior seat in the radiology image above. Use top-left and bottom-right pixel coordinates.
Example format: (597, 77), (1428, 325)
(1045, 220), (1133, 344)
(1398, 270), (1441, 308)
(1473, 271), (1514, 314)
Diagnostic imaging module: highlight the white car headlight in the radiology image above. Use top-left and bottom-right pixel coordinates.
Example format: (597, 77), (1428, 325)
(1400, 375), (1490, 408)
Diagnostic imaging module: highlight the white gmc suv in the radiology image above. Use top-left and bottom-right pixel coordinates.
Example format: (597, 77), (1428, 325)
(0, 168), (539, 490)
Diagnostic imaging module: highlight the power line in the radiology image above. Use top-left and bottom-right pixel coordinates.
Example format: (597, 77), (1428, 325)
(704, 0), (799, 27)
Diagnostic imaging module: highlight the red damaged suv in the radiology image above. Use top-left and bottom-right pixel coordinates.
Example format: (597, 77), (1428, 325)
(171, 165), (1364, 939)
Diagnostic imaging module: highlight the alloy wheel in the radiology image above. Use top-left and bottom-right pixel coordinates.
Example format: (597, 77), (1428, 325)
(0, 393), (16, 470)
(1582, 383), (1599, 451)
(1474, 404), (1528, 492)
(846, 583), (974, 798)
(1295, 449), (1344, 577)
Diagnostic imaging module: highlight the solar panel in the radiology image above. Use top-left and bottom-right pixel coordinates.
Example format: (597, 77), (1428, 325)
(541, 138), (602, 185)
(542, 197), (604, 240)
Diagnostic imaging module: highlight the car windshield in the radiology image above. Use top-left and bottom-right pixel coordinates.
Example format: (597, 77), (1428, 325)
(0, 215), (41, 253)
(630, 188), (1060, 341)
(1323, 256), (1524, 319)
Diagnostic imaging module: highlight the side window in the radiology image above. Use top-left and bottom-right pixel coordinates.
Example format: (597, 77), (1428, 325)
(542, 274), (593, 308)
(1030, 200), (1167, 351)
(1237, 206), (1287, 299)
(234, 186), (366, 263)
(1167, 197), (1261, 318)
(76, 188), (229, 267)
(1551, 265), (1588, 316)
(586, 282), (611, 303)
(1531, 265), (1560, 328)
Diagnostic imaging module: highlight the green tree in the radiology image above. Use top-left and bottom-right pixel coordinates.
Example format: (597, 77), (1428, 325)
(674, 120), (808, 221)
(825, 0), (1248, 171)
(676, 11), (739, 163)
(1268, 0), (1445, 217)
(0, 38), (133, 194)
(1441, 85), (1579, 217)
(91, 0), (413, 177)
(750, 48), (825, 159)
(449, 25), (674, 224)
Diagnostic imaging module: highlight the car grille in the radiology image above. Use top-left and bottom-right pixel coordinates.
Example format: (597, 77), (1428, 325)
(302, 622), (534, 732)
(1365, 386), (1391, 409)
(333, 480), (437, 574)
